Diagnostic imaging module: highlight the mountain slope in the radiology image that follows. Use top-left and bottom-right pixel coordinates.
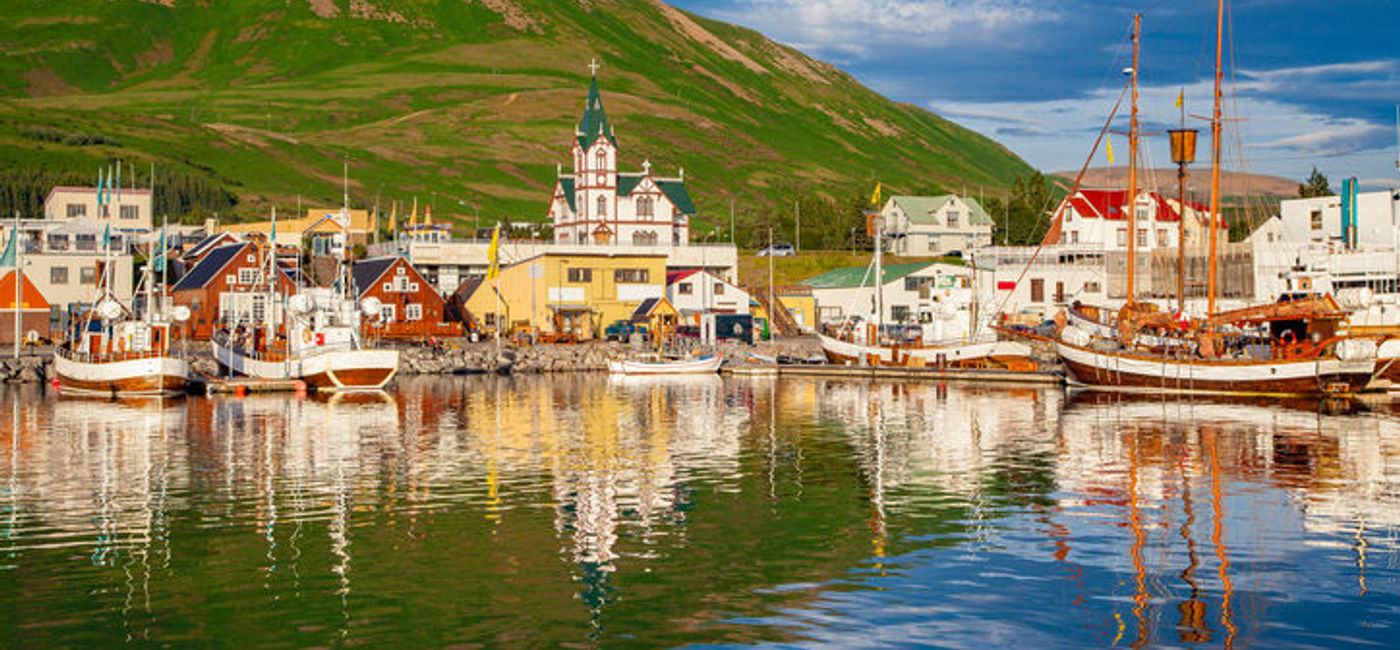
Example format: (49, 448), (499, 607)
(0, 0), (1034, 244)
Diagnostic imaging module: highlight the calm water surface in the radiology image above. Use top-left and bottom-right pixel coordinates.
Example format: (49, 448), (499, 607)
(2, 376), (1399, 648)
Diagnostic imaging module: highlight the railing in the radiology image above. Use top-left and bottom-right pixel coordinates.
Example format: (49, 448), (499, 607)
(56, 345), (169, 364)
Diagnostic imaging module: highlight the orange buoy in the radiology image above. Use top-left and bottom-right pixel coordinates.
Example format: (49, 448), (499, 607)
(235, 384), (247, 397)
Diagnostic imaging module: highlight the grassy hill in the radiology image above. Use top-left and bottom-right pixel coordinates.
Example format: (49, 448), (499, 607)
(0, 0), (1034, 246)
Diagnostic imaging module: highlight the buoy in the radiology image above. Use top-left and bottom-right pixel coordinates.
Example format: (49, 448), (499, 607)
(51, 378), (60, 389)
(235, 384), (247, 397)
(295, 381), (307, 398)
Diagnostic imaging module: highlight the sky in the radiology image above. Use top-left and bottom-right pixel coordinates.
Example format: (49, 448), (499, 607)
(668, 0), (1400, 188)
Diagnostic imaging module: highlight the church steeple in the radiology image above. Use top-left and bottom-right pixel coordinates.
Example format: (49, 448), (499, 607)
(576, 59), (617, 150)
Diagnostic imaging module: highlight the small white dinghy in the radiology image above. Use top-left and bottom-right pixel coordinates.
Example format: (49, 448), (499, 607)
(608, 354), (723, 375)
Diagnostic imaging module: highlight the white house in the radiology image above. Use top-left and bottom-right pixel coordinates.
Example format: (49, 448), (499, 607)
(44, 186), (153, 231)
(803, 261), (982, 340)
(1248, 188), (1400, 303)
(882, 195), (994, 256)
(1048, 189), (1223, 251)
(665, 269), (749, 318)
(546, 70), (695, 247)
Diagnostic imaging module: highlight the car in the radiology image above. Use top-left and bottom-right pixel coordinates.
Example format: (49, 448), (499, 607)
(604, 320), (648, 341)
(756, 243), (796, 257)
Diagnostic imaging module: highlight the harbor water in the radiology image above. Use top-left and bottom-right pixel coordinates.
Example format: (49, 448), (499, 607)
(2, 376), (1398, 647)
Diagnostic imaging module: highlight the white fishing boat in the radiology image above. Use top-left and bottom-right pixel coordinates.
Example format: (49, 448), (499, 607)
(52, 209), (190, 398)
(818, 332), (1033, 369)
(608, 354), (723, 375)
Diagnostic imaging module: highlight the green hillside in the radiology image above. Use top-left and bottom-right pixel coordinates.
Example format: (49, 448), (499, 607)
(0, 0), (1034, 246)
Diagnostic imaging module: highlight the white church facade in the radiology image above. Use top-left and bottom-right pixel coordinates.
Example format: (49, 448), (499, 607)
(546, 71), (694, 247)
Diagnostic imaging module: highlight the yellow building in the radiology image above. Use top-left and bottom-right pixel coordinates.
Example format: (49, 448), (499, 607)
(215, 208), (376, 249)
(751, 286), (817, 333)
(464, 251), (668, 340)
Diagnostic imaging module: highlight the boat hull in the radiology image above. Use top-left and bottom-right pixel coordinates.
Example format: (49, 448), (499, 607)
(1055, 338), (1373, 397)
(819, 334), (1034, 369)
(214, 341), (399, 391)
(52, 353), (188, 397)
(607, 355), (723, 375)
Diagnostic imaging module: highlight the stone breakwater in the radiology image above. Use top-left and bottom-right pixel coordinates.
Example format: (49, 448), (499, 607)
(398, 336), (826, 375)
(0, 354), (50, 383)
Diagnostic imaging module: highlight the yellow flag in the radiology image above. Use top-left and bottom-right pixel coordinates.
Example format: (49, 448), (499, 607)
(486, 224), (500, 280)
(1175, 88), (1184, 108)
(425, 204), (433, 227)
(388, 201), (397, 232)
(409, 197), (419, 228)
(870, 182), (882, 207)
(1106, 137), (1115, 165)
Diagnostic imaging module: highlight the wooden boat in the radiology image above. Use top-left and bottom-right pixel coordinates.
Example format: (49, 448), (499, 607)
(1048, 10), (1376, 398)
(818, 332), (1034, 370)
(608, 354), (723, 375)
(213, 296), (399, 391)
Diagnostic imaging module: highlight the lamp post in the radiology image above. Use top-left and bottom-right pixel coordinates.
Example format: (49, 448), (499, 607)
(1168, 128), (1199, 315)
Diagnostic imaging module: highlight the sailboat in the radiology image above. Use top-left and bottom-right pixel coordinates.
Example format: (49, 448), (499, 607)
(53, 195), (190, 397)
(1051, 9), (1376, 397)
(819, 193), (1034, 370)
(212, 201), (399, 392)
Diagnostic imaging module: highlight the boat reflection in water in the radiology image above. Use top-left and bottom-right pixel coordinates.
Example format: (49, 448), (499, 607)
(2, 378), (1400, 647)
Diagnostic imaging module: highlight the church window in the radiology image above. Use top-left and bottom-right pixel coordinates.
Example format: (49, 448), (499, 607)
(633, 231), (647, 245)
(638, 197), (654, 219)
(595, 149), (607, 169)
(597, 196), (607, 218)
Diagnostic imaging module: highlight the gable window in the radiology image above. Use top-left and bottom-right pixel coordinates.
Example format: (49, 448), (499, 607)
(638, 197), (654, 218)
(1070, 231), (1079, 244)
(596, 196), (607, 219)
(238, 268), (259, 285)
(946, 210), (959, 227)
(714, 282), (724, 296)
(678, 282), (693, 295)
(595, 149), (607, 169)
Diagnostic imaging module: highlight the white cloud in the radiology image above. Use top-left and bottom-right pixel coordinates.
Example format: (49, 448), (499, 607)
(711, 0), (1060, 58)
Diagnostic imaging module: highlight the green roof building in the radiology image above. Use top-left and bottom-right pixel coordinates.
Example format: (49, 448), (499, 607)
(880, 195), (995, 257)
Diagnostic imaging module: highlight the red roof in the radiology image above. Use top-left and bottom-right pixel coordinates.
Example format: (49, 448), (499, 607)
(1043, 189), (1222, 245)
(666, 269), (702, 286)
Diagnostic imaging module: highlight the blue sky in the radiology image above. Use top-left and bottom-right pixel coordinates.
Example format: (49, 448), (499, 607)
(668, 0), (1400, 187)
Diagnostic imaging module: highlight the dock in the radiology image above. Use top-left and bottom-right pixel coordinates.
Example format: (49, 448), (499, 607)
(722, 363), (1064, 385)
(195, 378), (308, 395)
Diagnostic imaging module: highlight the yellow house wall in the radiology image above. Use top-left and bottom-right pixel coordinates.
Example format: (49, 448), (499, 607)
(752, 294), (817, 331)
(466, 253), (667, 339)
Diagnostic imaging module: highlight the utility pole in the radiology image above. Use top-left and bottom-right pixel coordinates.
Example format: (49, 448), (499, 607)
(794, 199), (801, 252)
(768, 226), (775, 340)
(729, 198), (736, 245)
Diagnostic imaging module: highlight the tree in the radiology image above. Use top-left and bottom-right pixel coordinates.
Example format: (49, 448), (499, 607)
(1298, 167), (1333, 198)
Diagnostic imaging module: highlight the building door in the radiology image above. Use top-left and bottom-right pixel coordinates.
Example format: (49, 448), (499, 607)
(1055, 281), (1065, 303)
(1030, 278), (1044, 303)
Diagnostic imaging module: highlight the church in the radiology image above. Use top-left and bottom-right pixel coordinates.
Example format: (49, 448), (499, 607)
(547, 67), (694, 247)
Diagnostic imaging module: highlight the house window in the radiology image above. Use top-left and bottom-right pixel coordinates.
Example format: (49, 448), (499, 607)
(891, 305), (911, 322)
(1136, 207), (1149, 221)
(251, 295), (267, 322)
(596, 196), (607, 218)
(595, 149), (606, 169)
(238, 268), (259, 284)
(383, 282), (393, 292)
(226, 274), (237, 286)
(1311, 209), (1323, 230)
(1084, 281), (1102, 293)
(567, 268), (592, 283)
(714, 283), (724, 296)
(75, 234), (97, 251)
(80, 267), (97, 285)
(1070, 231), (1079, 244)
(46, 234), (68, 251)
(638, 197), (653, 218)
(406, 303), (423, 320)
(120, 205), (139, 220)
(614, 268), (649, 283)
(678, 282), (693, 295)
(1136, 229), (1147, 247)
(65, 204), (86, 218)
(947, 211), (959, 227)
(379, 304), (396, 323)
(50, 266), (68, 284)
(1157, 229), (1168, 246)
(1116, 228), (1127, 246)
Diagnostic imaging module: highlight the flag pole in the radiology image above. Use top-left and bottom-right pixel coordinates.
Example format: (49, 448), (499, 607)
(13, 209), (20, 359)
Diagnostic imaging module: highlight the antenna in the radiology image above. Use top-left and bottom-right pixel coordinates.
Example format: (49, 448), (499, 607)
(1394, 104), (1399, 174)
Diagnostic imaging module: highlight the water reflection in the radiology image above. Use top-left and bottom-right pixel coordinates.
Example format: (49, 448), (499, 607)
(0, 378), (1398, 647)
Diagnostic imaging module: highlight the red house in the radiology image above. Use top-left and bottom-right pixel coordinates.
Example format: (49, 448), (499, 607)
(0, 270), (51, 344)
(352, 256), (458, 339)
(170, 242), (298, 340)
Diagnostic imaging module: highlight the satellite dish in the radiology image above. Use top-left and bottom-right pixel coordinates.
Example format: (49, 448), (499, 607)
(25, 330), (38, 344)
(289, 293), (314, 315)
(361, 296), (382, 317)
(96, 299), (122, 321)
(171, 305), (192, 322)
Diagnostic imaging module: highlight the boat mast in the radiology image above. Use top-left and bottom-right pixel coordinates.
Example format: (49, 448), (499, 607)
(1207, 0), (1225, 314)
(1125, 13), (1141, 305)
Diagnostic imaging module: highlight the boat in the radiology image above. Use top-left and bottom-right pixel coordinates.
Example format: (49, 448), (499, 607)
(53, 213), (190, 397)
(211, 204), (399, 392)
(608, 354), (723, 375)
(1048, 9), (1378, 398)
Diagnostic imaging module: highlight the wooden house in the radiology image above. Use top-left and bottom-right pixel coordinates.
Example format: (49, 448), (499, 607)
(352, 257), (458, 339)
(170, 242), (298, 340)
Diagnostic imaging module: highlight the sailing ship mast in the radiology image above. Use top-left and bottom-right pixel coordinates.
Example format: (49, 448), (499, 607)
(1125, 14), (1141, 305)
(1207, 0), (1225, 314)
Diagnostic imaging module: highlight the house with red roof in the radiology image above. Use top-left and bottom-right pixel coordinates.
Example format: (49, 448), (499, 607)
(665, 269), (750, 320)
(1042, 189), (1223, 251)
(0, 270), (51, 343)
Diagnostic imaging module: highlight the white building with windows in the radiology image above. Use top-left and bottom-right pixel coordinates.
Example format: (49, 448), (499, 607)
(665, 269), (750, 318)
(881, 195), (994, 256)
(44, 186), (154, 231)
(802, 261), (983, 340)
(546, 70), (694, 247)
